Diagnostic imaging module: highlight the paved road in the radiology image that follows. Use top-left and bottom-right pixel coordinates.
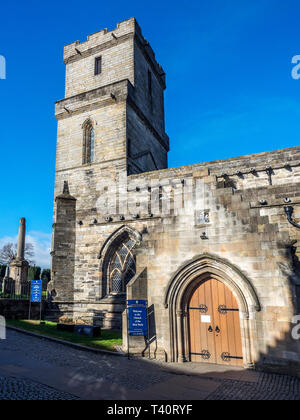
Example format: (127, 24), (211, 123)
(0, 376), (78, 400)
(0, 329), (300, 400)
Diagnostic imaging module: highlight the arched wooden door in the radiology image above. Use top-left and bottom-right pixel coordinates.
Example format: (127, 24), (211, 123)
(188, 278), (243, 366)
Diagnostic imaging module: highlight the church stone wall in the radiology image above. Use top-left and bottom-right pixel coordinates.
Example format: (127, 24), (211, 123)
(50, 144), (300, 371)
(133, 41), (166, 135)
(49, 18), (300, 374)
(125, 146), (300, 372)
(126, 104), (168, 173)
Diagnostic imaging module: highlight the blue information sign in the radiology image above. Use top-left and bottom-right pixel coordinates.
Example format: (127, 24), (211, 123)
(31, 280), (42, 303)
(128, 300), (148, 337)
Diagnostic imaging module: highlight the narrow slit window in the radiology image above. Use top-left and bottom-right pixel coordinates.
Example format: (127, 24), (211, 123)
(127, 138), (131, 158)
(89, 128), (95, 163)
(148, 70), (152, 98)
(95, 57), (102, 75)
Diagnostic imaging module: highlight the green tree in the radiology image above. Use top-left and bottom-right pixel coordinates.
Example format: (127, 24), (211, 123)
(28, 266), (41, 281)
(41, 269), (51, 290)
(0, 265), (7, 277)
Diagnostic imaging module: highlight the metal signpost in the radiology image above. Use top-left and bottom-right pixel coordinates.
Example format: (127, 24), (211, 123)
(28, 280), (42, 321)
(127, 300), (148, 360)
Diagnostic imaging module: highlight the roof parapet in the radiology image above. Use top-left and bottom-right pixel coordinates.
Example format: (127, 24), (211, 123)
(63, 17), (165, 79)
(64, 18), (136, 62)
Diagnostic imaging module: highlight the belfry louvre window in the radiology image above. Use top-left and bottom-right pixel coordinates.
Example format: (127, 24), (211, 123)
(108, 238), (136, 294)
(95, 56), (102, 75)
(83, 122), (95, 164)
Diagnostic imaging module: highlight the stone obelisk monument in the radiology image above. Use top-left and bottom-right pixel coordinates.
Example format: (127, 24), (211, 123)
(9, 218), (29, 295)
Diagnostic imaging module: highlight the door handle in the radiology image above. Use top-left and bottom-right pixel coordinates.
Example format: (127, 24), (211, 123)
(215, 326), (220, 333)
(208, 326), (213, 333)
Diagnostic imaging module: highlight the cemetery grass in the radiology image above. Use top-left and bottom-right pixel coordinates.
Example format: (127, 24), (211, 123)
(6, 320), (122, 352)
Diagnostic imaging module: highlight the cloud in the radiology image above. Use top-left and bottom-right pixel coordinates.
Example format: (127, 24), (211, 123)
(27, 232), (52, 269)
(0, 231), (51, 269)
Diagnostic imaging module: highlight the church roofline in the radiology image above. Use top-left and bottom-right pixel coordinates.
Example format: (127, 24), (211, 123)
(127, 145), (300, 179)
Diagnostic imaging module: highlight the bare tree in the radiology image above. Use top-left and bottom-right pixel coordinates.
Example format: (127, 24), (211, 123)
(0, 243), (35, 265)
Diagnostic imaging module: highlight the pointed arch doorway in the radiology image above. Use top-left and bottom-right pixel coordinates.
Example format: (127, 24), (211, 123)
(188, 278), (243, 366)
(164, 254), (261, 367)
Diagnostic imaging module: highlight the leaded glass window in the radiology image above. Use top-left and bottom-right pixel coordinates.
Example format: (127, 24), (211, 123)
(108, 238), (136, 294)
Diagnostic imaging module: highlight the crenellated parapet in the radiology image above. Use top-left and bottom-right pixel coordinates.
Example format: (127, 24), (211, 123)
(63, 18), (165, 89)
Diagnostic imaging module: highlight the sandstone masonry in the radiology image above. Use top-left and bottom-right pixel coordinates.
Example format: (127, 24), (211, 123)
(48, 18), (300, 375)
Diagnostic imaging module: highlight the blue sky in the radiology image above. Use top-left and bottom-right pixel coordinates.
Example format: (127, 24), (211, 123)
(1, 0), (300, 267)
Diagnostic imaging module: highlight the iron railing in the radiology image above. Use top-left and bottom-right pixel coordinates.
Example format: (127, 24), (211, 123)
(0, 279), (46, 300)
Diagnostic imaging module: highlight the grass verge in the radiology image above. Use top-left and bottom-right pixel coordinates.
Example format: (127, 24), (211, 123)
(6, 320), (122, 352)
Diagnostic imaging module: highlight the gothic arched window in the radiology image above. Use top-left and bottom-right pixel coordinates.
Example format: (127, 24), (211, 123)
(102, 234), (137, 296)
(83, 121), (95, 164)
(108, 237), (136, 294)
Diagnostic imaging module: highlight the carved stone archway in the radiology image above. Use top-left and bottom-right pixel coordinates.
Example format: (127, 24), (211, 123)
(164, 253), (261, 367)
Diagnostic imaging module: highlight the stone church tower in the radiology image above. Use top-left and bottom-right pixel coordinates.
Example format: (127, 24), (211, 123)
(49, 18), (300, 375)
(49, 18), (168, 327)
